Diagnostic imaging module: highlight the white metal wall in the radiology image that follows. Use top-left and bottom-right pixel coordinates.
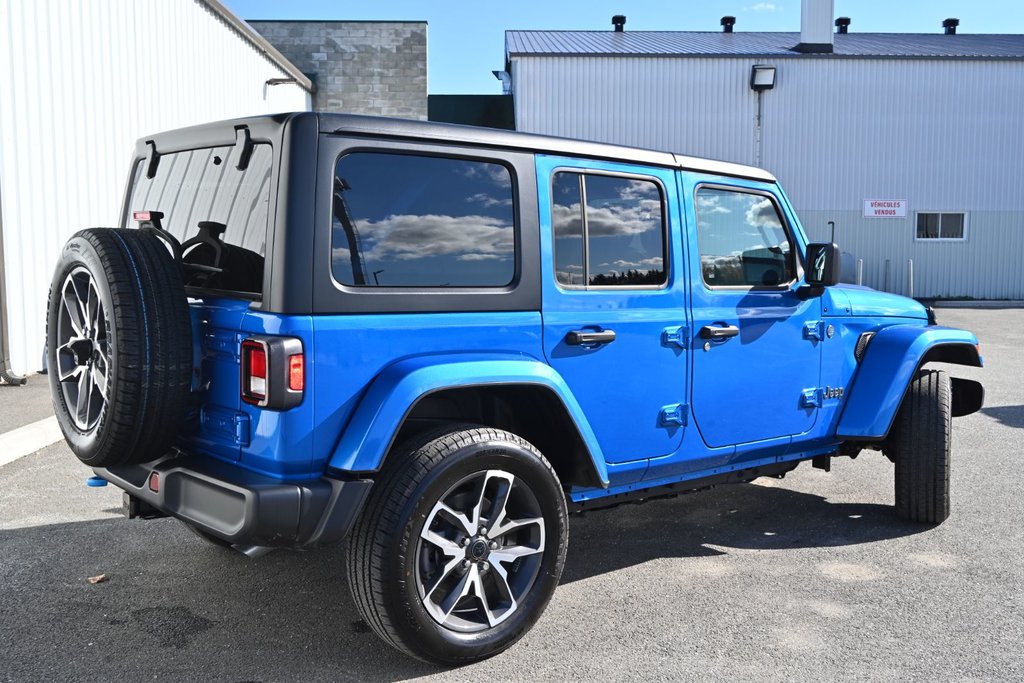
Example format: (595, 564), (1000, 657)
(0, 0), (311, 374)
(512, 55), (1024, 300)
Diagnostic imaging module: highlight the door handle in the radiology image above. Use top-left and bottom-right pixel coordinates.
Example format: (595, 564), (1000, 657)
(699, 324), (739, 340)
(566, 329), (616, 346)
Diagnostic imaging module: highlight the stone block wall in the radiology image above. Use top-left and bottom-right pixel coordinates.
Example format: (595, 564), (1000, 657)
(248, 20), (427, 119)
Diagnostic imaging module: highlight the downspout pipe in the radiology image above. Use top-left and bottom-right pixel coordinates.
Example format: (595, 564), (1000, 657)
(0, 186), (28, 386)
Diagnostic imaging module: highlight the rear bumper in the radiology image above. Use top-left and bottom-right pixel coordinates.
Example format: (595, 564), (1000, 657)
(95, 453), (372, 549)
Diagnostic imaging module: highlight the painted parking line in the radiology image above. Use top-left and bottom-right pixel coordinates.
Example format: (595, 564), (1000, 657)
(0, 416), (63, 467)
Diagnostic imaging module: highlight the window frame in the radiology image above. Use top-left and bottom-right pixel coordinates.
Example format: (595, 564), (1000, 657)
(311, 135), (541, 315)
(550, 168), (670, 292)
(914, 211), (969, 242)
(692, 183), (802, 292)
(329, 148), (521, 291)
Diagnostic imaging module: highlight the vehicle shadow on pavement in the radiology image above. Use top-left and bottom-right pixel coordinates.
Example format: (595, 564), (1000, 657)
(0, 518), (438, 680)
(0, 480), (924, 679)
(980, 404), (1024, 429)
(560, 480), (926, 584)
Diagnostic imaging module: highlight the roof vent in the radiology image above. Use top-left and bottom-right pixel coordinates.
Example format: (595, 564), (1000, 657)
(835, 17), (850, 34)
(721, 16), (736, 33)
(612, 15), (626, 32)
(943, 18), (959, 35)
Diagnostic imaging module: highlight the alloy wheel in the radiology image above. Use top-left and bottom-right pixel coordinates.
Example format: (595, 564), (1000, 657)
(415, 469), (546, 633)
(55, 267), (110, 431)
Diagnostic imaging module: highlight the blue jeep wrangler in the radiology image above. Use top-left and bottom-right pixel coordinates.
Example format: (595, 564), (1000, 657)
(47, 113), (983, 664)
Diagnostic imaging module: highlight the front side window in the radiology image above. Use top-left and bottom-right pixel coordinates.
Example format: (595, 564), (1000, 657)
(331, 152), (516, 287)
(552, 172), (666, 287)
(916, 212), (965, 240)
(694, 187), (794, 288)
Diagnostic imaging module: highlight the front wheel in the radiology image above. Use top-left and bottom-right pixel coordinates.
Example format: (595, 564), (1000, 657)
(346, 426), (568, 664)
(886, 369), (952, 524)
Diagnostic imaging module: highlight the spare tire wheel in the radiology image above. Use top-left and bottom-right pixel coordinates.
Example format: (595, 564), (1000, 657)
(47, 228), (193, 467)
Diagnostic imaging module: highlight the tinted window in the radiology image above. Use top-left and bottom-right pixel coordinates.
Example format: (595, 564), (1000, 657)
(552, 173), (584, 285)
(551, 172), (666, 287)
(332, 153), (515, 287)
(694, 187), (793, 287)
(127, 144), (272, 259)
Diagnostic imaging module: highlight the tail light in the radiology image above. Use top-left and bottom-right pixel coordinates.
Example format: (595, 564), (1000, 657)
(241, 336), (304, 409)
(241, 340), (268, 403)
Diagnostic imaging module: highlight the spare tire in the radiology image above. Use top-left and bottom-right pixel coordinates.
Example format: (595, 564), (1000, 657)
(47, 228), (193, 467)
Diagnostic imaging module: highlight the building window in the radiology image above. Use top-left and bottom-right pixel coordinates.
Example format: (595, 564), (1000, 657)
(916, 212), (966, 240)
(331, 152), (516, 287)
(694, 186), (794, 288)
(551, 172), (666, 287)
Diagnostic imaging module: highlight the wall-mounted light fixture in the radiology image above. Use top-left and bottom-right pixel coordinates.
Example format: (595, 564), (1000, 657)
(749, 65), (777, 92)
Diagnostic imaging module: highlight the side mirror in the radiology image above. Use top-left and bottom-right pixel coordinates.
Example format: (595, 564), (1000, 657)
(805, 242), (841, 287)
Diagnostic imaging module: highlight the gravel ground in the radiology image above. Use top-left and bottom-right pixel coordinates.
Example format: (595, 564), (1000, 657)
(0, 308), (1020, 682)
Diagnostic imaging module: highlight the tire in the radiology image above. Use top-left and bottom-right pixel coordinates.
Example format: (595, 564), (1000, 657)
(46, 228), (192, 467)
(346, 425), (568, 665)
(887, 369), (952, 524)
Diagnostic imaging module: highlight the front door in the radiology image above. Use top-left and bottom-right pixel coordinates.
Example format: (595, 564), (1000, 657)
(685, 179), (821, 448)
(538, 156), (687, 465)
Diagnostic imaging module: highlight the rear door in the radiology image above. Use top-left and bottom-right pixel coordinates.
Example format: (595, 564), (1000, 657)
(683, 176), (821, 448)
(537, 155), (688, 465)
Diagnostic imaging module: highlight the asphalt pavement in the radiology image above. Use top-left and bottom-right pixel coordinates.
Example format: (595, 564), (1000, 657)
(0, 374), (54, 434)
(1, 308), (1021, 681)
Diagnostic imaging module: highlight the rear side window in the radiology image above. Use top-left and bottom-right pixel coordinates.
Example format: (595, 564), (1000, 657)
(331, 152), (516, 288)
(126, 144), (273, 294)
(694, 187), (794, 288)
(551, 172), (666, 287)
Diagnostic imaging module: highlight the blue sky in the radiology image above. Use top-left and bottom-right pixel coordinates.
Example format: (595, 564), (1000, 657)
(227, 1), (1024, 94)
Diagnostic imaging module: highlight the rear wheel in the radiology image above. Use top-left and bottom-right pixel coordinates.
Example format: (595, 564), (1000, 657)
(47, 228), (192, 467)
(886, 369), (952, 524)
(346, 426), (568, 664)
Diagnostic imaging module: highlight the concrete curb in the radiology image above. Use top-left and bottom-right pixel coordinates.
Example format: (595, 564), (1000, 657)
(0, 416), (63, 467)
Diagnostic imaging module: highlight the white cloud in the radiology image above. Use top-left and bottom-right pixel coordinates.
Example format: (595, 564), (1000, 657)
(465, 192), (513, 208)
(552, 201), (660, 238)
(744, 197), (783, 229)
(462, 164), (512, 188)
(747, 2), (778, 11)
(607, 257), (664, 269)
(356, 213), (514, 262)
(697, 194), (731, 214)
(616, 179), (660, 201)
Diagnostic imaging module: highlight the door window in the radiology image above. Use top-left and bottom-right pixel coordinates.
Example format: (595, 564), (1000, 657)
(694, 187), (794, 288)
(552, 172), (666, 288)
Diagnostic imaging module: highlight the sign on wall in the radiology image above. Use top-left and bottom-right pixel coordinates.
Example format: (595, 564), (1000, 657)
(863, 199), (907, 218)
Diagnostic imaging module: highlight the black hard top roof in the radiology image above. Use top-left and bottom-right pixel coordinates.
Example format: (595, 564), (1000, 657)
(136, 112), (775, 183)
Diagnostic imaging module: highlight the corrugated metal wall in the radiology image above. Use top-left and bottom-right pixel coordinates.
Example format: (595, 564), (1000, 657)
(0, 0), (311, 374)
(512, 55), (1024, 300)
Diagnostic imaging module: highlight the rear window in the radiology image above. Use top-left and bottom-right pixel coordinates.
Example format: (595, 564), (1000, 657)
(331, 152), (516, 288)
(125, 144), (273, 294)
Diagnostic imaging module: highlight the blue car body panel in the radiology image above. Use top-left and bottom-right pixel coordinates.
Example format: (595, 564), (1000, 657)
(536, 155), (687, 469)
(325, 353), (608, 484)
(174, 144), (982, 503)
(837, 325), (981, 439)
(678, 171), (824, 449)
